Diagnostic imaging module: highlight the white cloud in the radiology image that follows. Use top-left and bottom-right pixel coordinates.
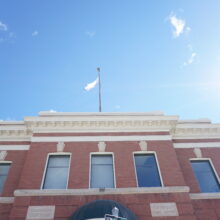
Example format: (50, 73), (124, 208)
(0, 21), (7, 31)
(183, 52), (197, 66)
(169, 15), (185, 37)
(85, 31), (96, 37)
(168, 14), (191, 38)
(32, 30), (39, 36)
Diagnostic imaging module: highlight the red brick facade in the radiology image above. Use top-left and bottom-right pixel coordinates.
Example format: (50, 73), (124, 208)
(0, 112), (220, 219)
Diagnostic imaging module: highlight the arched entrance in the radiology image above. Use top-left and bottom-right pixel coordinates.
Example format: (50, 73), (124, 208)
(69, 199), (138, 220)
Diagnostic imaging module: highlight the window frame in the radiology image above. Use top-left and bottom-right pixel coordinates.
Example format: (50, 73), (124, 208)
(89, 152), (116, 189)
(41, 152), (72, 190)
(190, 158), (220, 192)
(133, 151), (164, 187)
(0, 161), (12, 193)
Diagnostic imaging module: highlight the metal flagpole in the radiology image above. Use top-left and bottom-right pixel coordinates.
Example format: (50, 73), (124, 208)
(97, 67), (102, 112)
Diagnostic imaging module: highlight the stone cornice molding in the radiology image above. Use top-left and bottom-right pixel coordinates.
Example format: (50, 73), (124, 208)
(1, 112), (220, 140)
(172, 123), (220, 139)
(0, 129), (32, 140)
(24, 113), (178, 132)
(0, 121), (32, 140)
(24, 119), (178, 133)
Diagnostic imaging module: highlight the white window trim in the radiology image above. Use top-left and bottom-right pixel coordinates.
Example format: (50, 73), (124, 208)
(89, 152), (116, 189)
(190, 158), (220, 189)
(133, 151), (164, 187)
(0, 161), (12, 164)
(41, 152), (72, 190)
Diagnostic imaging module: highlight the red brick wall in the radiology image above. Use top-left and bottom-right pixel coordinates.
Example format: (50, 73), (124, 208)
(1, 151), (27, 197)
(192, 199), (220, 220)
(0, 204), (12, 220)
(17, 140), (186, 190)
(18, 142), (57, 189)
(10, 192), (196, 220)
(175, 148), (220, 193)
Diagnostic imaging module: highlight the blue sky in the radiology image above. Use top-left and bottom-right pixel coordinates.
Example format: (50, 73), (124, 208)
(1, 0), (220, 122)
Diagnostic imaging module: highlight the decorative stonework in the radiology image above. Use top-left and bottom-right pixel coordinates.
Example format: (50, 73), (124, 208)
(194, 148), (202, 158)
(26, 206), (55, 220)
(57, 142), (65, 152)
(173, 125), (220, 139)
(150, 202), (179, 217)
(38, 119), (175, 129)
(0, 151), (7, 160)
(139, 141), (147, 151)
(98, 142), (106, 152)
(1, 113), (220, 140)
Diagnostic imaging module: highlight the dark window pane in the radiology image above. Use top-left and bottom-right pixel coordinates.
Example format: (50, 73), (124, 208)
(43, 155), (70, 189)
(91, 155), (114, 188)
(0, 163), (11, 193)
(191, 160), (220, 193)
(134, 154), (161, 187)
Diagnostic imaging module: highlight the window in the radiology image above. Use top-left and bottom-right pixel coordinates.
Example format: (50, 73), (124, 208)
(42, 155), (70, 189)
(0, 163), (11, 193)
(90, 155), (114, 188)
(134, 154), (162, 187)
(191, 160), (220, 193)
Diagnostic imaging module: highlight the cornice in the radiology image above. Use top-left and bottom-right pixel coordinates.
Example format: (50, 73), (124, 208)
(1, 112), (220, 140)
(24, 119), (178, 133)
(0, 129), (32, 141)
(172, 123), (220, 139)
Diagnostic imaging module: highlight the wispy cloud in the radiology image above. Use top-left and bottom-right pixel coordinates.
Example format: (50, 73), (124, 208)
(169, 14), (185, 37)
(168, 14), (190, 38)
(0, 22), (16, 43)
(85, 31), (96, 38)
(32, 30), (39, 36)
(183, 52), (197, 66)
(0, 21), (7, 31)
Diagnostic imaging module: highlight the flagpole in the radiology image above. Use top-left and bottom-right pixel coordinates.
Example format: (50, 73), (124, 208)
(97, 67), (102, 112)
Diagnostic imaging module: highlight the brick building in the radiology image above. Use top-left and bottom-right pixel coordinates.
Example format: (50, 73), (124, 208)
(0, 111), (220, 220)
